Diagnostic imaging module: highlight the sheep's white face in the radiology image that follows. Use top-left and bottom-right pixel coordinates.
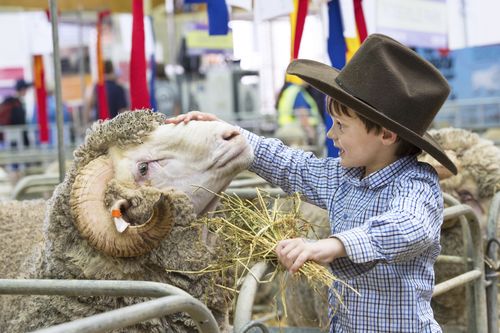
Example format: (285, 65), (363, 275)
(110, 120), (254, 215)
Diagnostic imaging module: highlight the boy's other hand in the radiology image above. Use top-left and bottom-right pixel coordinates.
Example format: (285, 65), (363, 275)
(276, 238), (313, 274)
(165, 111), (219, 124)
(275, 237), (346, 274)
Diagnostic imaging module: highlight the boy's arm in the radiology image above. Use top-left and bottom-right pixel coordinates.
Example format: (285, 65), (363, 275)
(333, 175), (442, 267)
(240, 127), (340, 208)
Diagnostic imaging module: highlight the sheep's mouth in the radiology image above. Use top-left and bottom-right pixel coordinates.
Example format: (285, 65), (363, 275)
(123, 213), (151, 226)
(197, 180), (232, 216)
(199, 195), (220, 217)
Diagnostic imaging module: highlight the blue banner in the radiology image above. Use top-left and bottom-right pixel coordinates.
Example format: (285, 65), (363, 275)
(324, 0), (344, 157)
(185, 0), (229, 35)
(327, 0), (346, 70)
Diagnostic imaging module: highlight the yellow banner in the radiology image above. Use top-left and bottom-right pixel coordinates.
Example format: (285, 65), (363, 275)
(186, 30), (233, 50)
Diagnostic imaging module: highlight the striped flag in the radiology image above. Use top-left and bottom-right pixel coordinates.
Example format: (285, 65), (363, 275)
(325, 0), (346, 157)
(290, 0), (308, 60)
(353, 0), (368, 42)
(329, 0), (369, 65)
(344, 0), (367, 61)
(33, 55), (48, 143)
(324, 0), (368, 157)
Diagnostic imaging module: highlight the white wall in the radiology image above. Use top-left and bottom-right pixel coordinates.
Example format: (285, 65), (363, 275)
(0, 12), (52, 73)
(447, 0), (500, 49)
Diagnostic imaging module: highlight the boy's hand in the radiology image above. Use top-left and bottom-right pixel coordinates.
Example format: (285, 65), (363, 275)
(275, 237), (346, 274)
(165, 111), (219, 124)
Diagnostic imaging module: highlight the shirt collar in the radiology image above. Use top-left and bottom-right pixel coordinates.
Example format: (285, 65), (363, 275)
(343, 156), (417, 189)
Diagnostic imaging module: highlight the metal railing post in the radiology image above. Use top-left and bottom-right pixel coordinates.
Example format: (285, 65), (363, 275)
(485, 192), (500, 333)
(433, 194), (488, 333)
(233, 261), (273, 333)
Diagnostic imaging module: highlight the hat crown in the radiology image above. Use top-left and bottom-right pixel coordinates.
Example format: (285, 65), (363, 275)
(336, 34), (450, 135)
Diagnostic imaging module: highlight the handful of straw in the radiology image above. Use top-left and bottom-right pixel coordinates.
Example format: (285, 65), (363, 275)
(192, 188), (357, 316)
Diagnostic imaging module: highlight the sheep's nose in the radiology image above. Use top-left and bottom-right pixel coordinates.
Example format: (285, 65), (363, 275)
(222, 129), (240, 141)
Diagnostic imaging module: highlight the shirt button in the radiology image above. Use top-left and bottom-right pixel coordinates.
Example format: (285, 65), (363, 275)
(343, 213), (349, 219)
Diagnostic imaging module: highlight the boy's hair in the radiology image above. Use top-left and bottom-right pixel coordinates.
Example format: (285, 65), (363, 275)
(327, 97), (421, 157)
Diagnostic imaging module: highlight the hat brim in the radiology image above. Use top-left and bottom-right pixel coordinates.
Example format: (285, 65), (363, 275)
(287, 59), (457, 175)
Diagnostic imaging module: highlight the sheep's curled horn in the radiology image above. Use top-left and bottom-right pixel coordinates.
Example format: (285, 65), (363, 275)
(69, 155), (175, 257)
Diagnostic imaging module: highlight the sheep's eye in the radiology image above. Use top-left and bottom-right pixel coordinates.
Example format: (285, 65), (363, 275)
(457, 190), (474, 203)
(138, 162), (149, 176)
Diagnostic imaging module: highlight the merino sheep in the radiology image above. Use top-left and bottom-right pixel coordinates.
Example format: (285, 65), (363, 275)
(482, 127), (500, 144)
(281, 127), (500, 330)
(420, 127), (500, 228)
(419, 127), (500, 328)
(0, 110), (254, 332)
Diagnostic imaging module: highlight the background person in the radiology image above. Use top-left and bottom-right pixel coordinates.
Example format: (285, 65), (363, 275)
(31, 84), (72, 146)
(153, 63), (180, 117)
(84, 60), (128, 124)
(276, 77), (322, 146)
(0, 79), (33, 148)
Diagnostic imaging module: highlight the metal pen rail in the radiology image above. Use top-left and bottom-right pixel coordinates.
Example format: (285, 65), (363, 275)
(0, 279), (219, 333)
(485, 192), (500, 333)
(433, 194), (488, 333)
(11, 173), (60, 199)
(233, 261), (274, 333)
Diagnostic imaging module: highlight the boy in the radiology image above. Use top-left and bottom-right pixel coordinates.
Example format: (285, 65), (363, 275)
(167, 34), (456, 332)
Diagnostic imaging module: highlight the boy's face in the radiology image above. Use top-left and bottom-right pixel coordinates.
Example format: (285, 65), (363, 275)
(327, 106), (399, 176)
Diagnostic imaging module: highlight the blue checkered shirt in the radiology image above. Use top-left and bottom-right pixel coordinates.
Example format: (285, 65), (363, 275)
(241, 129), (443, 333)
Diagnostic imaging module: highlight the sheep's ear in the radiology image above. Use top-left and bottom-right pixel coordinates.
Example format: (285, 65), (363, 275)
(435, 166), (454, 180)
(419, 151), (457, 180)
(70, 155), (175, 257)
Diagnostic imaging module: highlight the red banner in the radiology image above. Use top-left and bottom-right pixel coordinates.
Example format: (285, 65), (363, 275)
(33, 55), (48, 143)
(353, 0), (368, 42)
(130, 0), (150, 110)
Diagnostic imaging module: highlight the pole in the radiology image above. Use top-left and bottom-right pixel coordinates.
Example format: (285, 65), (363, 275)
(77, 8), (86, 143)
(49, 0), (65, 182)
(165, 0), (176, 65)
(461, 0), (468, 47)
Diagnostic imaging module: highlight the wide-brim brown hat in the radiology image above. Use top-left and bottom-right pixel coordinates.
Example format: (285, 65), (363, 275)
(287, 33), (457, 175)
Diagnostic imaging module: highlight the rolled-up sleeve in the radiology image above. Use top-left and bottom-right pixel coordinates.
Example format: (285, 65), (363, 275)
(239, 128), (341, 209)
